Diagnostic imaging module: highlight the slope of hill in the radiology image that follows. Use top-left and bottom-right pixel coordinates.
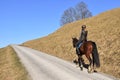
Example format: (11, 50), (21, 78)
(23, 8), (120, 78)
(0, 46), (29, 80)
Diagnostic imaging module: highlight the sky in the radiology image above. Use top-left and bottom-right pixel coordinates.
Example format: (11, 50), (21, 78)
(0, 0), (120, 48)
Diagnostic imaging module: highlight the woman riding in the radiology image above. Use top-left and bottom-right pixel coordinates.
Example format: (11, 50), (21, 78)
(76, 25), (88, 49)
(72, 25), (100, 72)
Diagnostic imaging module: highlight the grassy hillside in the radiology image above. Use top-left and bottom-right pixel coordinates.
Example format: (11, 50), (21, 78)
(0, 46), (30, 80)
(23, 8), (120, 78)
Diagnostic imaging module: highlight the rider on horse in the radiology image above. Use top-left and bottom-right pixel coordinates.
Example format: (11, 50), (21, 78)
(76, 25), (88, 50)
(72, 25), (100, 72)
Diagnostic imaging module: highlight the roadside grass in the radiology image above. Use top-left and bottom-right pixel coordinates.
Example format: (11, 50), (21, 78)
(0, 46), (30, 80)
(23, 8), (120, 78)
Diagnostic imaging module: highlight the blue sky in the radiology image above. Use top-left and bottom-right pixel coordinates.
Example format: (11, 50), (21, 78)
(0, 0), (120, 48)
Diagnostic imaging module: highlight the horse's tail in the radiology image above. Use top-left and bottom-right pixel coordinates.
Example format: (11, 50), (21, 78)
(92, 42), (100, 67)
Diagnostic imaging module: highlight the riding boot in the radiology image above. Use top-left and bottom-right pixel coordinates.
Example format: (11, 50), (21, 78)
(77, 48), (80, 55)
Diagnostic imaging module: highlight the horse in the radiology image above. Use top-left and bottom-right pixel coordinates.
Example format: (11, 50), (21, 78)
(72, 37), (100, 73)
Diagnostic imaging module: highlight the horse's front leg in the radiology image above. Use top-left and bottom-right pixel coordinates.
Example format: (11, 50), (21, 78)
(78, 56), (83, 71)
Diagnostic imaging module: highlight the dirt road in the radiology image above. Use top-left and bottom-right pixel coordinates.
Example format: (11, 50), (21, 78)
(12, 45), (118, 80)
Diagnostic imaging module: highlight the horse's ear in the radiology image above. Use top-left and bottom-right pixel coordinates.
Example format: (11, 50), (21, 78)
(72, 37), (74, 40)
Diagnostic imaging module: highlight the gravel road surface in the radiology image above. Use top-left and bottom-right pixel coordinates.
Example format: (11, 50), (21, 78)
(12, 45), (119, 80)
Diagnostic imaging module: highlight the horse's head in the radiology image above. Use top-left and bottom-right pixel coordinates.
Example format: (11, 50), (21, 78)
(72, 37), (78, 48)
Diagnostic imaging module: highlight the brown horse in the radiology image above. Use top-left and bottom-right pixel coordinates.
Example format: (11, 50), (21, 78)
(72, 37), (100, 73)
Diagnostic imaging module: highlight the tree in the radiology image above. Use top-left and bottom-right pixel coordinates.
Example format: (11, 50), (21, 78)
(60, 7), (76, 26)
(60, 1), (92, 26)
(75, 1), (92, 19)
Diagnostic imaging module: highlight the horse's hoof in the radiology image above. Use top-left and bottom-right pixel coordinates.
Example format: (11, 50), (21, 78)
(93, 70), (97, 73)
(76, 65), (79, 68)
(88, 70), (91, 73)
(88, 66), (92, 73)
(88, 70), (93, 73)
(80, 67), (83, 71)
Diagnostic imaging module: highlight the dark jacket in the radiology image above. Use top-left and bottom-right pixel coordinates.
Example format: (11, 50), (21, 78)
(79, 30), (88, 42)
(76, 29), (88, 50)
(76, 29), (88, 47)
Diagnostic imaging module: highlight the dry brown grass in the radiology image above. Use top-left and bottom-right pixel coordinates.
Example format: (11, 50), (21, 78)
(23, 8), (120, 78)
(0, 46), (30, 80)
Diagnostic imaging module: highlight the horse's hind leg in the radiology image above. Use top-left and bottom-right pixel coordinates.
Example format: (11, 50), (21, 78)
(86, 54), (93, 73)
(88, 57), (93, 73)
